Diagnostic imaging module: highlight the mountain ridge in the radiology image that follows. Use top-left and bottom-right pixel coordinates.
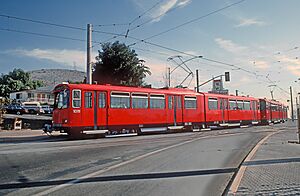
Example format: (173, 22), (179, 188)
(28, 69), (86, 86)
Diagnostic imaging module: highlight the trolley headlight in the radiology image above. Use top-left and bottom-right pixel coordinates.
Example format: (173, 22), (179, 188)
(63, 119), (68, 124)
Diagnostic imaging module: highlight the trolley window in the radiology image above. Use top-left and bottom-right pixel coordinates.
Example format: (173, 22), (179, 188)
(229, 100), (237, 110)
(237, 100), (244, 110)
(111, 92), (130, 109)
(72, 89), (81, 108)
(176, 96), (182, 109)
(208, 98), (218, 110)
(260, 100), (266, 110)
(244, 101), (251, 110)
(251, 101), (256, 110)
(220, 99), (228, 110)
(98, 92), (106, 108)
(132, 93), (148, 109)
(271, 104), (278, 111)
(150, 94), (165, 109)
(266, 102), (270, 109)
(168, 95), (173, 109)
(84, 92), (93, 108)
(55, 89), (69, 109)
(184, 96), (197, 109)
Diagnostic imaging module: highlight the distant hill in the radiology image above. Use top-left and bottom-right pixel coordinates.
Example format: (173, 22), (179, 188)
(28, 69), (86, 86)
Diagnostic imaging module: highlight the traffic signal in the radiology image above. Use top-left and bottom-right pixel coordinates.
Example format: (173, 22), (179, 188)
(225, 72), (230, 82)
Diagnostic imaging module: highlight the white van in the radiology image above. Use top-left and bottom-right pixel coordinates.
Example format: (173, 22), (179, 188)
(22, 102), (44, 114)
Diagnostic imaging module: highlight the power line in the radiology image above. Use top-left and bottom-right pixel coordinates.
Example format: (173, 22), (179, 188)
(129, 1), (189, 32)
(0, 13), (126, 38)
(0, 12), (289, 97)
(0, 27), (102, 43)
(124, 0), (166, 39)
(92, 29), (126, 37)
(113, 2), (180, 44)
(128, 0), (247, 46)
(92, 0), (165, 47)
(0, 14), (85, 31)
(129, 0), (166, 25)
(97, 23), (129, 27)
(93, 0), (166, 43)
(95, 0), (165, 28)
(132, 47), (171, 57)
(126, 36), (290, 96)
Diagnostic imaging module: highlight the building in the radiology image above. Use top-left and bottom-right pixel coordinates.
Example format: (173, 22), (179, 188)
(208, 79), (229, 95)
(9, 86), (55, 105)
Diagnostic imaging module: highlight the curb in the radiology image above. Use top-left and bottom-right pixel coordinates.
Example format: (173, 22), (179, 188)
(225, 130), (281, 195)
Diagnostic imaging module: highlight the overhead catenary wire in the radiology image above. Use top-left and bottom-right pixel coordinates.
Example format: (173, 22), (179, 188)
(128, 0), (166, 26)
(0, 14), (86, 31)
(128, 0), (247, 46)
(0, 13), (127, 38)
(156, 42), (285, 91)
(129, 0), (187, 32)
(97, 23), (129, 27)
(0, 10), (289, 98)
(93, 0), (166, 44)
(95, 0), (165, 28)
(126, 36), (290, 97)
(0, 27), (102, 44)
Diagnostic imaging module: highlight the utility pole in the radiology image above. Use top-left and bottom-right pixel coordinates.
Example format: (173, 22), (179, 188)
(297, 106), (300, 143)
(236, 90), (238, 96)
(270, 90), (274, 100)
(290, 86), (294, 121)
(87, 24), (92, 84)
(196, 69), (199, 93)
(168, 67), (171, 87)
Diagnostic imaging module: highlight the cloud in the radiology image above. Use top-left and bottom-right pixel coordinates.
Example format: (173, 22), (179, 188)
(177, 0), (191, 7)
(277, 55), (300, 66)
(6, 48), (98, 70)
(252, 60), (269, 69)
(235, 18), (266, 27)
(286, 65), (300, 77)
(277, 55), (300, 76)
(215, 38), (247, 54)
(151, 0), (191, 22)
(144, 60), (168, 87)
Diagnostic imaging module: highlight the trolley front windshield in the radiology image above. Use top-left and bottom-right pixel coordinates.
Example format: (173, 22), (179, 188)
(54, 89), (69, 109)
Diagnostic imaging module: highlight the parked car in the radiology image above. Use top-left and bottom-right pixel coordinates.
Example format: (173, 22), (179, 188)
(41, 105), (53, 114)
(22, 102), (44, 115)
(5, 104), (28, 115)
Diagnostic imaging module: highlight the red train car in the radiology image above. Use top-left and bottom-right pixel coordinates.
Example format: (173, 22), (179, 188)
(52, 84), (205, 135)
(52, 83), (286, 136)
(201, 93), (260, 127)
(259, 98), (287, 124)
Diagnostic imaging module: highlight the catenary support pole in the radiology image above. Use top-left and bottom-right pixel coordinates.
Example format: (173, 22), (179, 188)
(87, 24), (92, 84)
(297, 107), (300, 143)
(168, 67), (171, 87)
(290, 86), (294, 122)
(196, 69), (199, 93)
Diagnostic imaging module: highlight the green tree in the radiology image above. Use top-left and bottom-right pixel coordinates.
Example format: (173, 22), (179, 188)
(92, 41), (151, 86)
(0, 68), (43, 98)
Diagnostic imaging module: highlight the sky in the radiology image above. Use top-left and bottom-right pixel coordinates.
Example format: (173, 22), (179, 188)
(0, 0), (300, 106)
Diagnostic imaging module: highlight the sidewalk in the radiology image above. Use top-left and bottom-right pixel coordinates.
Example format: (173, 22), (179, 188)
(234, 122), (300, 195)
(0, 129), (61, 143)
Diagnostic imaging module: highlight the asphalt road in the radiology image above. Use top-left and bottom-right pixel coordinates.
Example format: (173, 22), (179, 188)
(0, 124), (285, 196)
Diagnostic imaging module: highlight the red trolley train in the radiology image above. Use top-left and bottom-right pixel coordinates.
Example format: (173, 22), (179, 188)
(52, 83), (287, 136)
